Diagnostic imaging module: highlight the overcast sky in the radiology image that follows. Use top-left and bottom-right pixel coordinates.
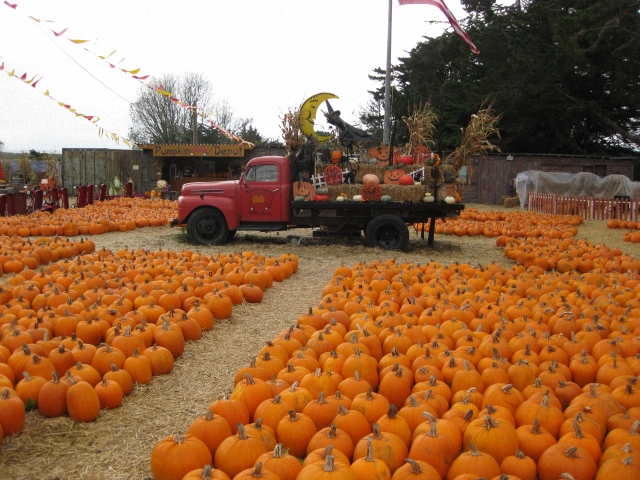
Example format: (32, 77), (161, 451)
(1, 0), (491, 153)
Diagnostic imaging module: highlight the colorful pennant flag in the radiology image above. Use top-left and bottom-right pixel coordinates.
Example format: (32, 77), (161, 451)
(398, 0), (479, 55)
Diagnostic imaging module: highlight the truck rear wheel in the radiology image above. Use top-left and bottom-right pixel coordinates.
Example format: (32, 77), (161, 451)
(365, 214), (410, 251)
(187, 208), (230, 245)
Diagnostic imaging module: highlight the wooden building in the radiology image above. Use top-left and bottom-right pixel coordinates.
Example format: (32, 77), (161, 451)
(456, 153), (637, 205)
(60, 148), (157, 194)
(60, 145), (287, 194)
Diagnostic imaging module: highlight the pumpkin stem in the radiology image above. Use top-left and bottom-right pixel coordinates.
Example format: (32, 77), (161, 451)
(483, 415), (499, 430)
(468, 443), (482, 456)
(531, 418), (542, 434)
(320, 445), (334, 459)
(272, 443), (285, 458)
(564, 446), (579, 458)
(366, 387), (375, 401)
(236, 424), (249, 440)
(322, 454), (337, 472)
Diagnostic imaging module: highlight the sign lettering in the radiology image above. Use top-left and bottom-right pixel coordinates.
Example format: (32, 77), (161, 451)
(146, 144), (247, 157)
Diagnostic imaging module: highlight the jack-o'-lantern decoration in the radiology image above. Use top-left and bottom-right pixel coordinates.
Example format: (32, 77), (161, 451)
(292, 181), (316, 201)
(323, 165), (343, 186)
(330, 150), (342, 164)
(252, 194), (266, 204)
(367, 145), (400, 165)
(383, 167), (406, 185)
(361, 183), (383, 201)
(367, 145), (387, 160)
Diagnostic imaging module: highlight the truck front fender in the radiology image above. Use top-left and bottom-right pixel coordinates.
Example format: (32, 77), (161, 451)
(179, 196), (241, 230)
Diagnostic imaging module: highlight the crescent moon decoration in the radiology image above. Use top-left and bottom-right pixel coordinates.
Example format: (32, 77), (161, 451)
(300, 92), (339, 142)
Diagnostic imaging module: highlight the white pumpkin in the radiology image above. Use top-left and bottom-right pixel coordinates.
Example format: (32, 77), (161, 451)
(352, 195), (363, 202)
(336, 196), (346, 202)
(444, 196), (456, 204)
(423, 195), (435, 203)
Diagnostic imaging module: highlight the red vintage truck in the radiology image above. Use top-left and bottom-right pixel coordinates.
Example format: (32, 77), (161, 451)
(170, 155), (463, 250)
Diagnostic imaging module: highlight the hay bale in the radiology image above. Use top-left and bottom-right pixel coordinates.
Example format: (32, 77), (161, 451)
(503, 197), (520, 208)
(355, 163), (425, 183)
(328, 184), (426, 203)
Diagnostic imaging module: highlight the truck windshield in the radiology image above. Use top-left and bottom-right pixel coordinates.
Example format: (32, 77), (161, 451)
(245, 164), (278, 182)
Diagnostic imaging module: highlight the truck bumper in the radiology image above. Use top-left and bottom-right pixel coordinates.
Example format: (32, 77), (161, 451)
(170, 218), (179, 228)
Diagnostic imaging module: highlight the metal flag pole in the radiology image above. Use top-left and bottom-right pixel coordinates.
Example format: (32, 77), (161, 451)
(383, 0), (392, 145)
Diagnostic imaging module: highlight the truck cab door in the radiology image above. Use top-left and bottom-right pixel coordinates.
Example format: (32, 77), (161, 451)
(239, 162), (287, 222)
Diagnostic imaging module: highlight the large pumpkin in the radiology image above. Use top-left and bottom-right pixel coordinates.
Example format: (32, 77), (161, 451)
(151, 434), (213, 480)
(361, 183), (383, 202)
(362, 174), (380, 185)
(398, 155), (415, 166)
(398, 174), (414, 186)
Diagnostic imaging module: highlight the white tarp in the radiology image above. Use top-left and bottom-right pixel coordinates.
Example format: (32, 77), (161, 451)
(515, 170), (640, 207)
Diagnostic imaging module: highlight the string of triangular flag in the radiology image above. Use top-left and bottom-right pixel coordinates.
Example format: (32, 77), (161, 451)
(1, 58), (135, 147)
(3, 0), (253, 147)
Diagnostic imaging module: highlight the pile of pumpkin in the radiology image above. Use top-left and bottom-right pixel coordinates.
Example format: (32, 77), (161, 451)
(0, 248), (298, 439)
(0, 235), (96, 276)
(414, 209), (583, 239)
(0, 197), (177, 238)
(150, 256), (640, 480)
(606, 219), (640, 243)
(499, 235), (640, 274)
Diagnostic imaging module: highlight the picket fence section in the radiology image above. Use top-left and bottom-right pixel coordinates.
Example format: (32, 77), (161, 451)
(528, 193), (638, 221)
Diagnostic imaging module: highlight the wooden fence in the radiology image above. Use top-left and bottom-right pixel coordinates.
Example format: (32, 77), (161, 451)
(528, 193), (638, 220)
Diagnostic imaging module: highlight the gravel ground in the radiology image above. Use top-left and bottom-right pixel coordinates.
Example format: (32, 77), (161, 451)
(1, 203), (638, 479)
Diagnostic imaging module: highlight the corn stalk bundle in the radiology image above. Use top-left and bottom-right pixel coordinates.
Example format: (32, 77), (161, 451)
(280, 105), (303, 157)
(42, 154), (61, 186)
(403, 101), (438, 154)
(450, 99), (502, 189)
(16, 154), (37, 184)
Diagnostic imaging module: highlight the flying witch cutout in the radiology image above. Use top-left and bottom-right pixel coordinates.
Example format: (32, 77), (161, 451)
(293, 92), (374, 182)
(299, 92), (373, 154)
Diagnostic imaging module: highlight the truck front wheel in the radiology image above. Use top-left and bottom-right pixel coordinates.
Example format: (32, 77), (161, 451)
(365, 214), (410, 251)
(187, 208), (230, 245)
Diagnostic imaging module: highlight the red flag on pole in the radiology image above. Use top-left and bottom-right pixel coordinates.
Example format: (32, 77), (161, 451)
(398, 0), (480, 55)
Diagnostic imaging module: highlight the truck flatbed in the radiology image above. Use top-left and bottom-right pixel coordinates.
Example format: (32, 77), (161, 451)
(287, 200), (464, 248)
